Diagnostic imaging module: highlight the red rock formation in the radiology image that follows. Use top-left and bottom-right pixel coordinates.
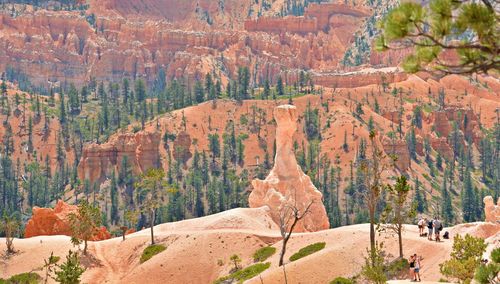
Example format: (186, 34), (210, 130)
(312, 68), (408, 88)
(430, 137), (454, 161)
(244, 3), (369, 35)
(433, 111), (452, 137)
(249, 105), (329, 232)
(25, 200), (111, 241)
(0, 1), (373, 88)
(484, 196), (500, 223)
(244, 16), (318, 34)
(304, 3), (370, 31)
(78, 131), (161, 184)
(382, 138), (411, 172)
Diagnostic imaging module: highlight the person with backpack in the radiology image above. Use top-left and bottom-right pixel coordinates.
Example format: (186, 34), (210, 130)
(433, 217), (442, 242)
(427, 218), (434, 241)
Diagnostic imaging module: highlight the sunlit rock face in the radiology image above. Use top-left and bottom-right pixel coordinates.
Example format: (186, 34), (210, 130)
(25, 200), (111, 241)
(77, 131), (161, 184)
(484, 196), (500, 223)
(249, 105), (330, 232)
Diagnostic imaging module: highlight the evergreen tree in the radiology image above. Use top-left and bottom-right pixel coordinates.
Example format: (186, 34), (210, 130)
(413, 177), (427, 213)
(276, 76), (284, 98)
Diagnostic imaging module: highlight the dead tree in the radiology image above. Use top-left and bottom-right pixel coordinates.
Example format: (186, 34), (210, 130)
(278, 200), (314, 267)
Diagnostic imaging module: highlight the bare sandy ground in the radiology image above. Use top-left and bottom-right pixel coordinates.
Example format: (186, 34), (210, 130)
(1, 207), (498, 284)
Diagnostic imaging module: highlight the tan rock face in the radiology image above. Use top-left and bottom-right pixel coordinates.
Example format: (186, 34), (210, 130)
(484, 196), (500, 223)
(382, 138), (411, 172)
(78, 131), (161, 184)
(25, 200), (111, 241)
(249, 105), (329, 232)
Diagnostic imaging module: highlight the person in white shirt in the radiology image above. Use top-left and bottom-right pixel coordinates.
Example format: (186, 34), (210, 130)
(417, 217), (425, 237)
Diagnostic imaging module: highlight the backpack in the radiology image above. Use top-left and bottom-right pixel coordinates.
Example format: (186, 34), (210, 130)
(428, 220), (433, 228)
(443, 231), (449, 239)
(438, 223), (443, 231)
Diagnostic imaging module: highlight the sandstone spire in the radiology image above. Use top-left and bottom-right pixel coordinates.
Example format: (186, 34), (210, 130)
(249, 105), (330, 232)
(484, 196), (500, 223)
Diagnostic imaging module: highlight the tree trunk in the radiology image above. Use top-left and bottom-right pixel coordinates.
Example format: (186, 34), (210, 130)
(84, 239), (88, 255)
(398, 227), (403, 259)
(369, 208), (376, 266)
(279, 236), (289, 267)
(150, 209), (155, 245)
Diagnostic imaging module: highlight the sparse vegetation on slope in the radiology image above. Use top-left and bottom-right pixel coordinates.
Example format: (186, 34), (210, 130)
(140, 244), (167, 264)
(253, 246), (276, 262)
(330, 277), (355, 284)
(0, 272), (40, 284)
(289, 242), (326, 262)
(214, 262), (271, 284)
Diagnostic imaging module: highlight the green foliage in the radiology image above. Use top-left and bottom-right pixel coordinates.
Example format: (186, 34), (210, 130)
(213, 262), (271, 284)
(252, 246), (276, 262)
(289, 242), (326, 262)
(440, 234), (487, 283)
(474, 247), (499, 284)
(330, 277), (355, 284)
(0, 272), (40, 284)
(68, 200), (102, 255)
(378, 0), (498, 74)
(361, 243), (387, 284)
(140, 244), (167, 264)
(230, 254), (242, 270)
(53, 250), (85, 284)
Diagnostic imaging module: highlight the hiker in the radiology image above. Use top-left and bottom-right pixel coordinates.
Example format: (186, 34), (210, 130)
(427, 218), (434, 241)
(418, 217), (426, 236)
(433, 217), (442, 242)
(413, 254), (422, 282)
(409, 255), (416, 281)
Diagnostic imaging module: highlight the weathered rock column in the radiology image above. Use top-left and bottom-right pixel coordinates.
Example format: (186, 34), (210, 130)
(484, 196), (500, 223)
(249, 105), (330, 232)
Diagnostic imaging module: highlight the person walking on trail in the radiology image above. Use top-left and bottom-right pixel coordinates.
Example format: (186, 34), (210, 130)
(409, 255), (416, 281)
(413, 254), (422, 282)
(427, 218), (434, 241)
(433, 217), (442, 242)
(418, 217), (425, 236)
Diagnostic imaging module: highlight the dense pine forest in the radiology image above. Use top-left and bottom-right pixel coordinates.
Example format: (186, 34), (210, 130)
(0, 65), (498, 237)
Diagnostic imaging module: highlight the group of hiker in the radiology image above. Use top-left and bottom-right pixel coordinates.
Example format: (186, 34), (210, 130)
(409, 216), (449, 282)
(417, 216), (447, 242)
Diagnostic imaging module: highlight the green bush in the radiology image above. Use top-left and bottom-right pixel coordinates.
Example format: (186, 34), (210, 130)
(386, 257), (409, 279)
(253, 247), (276, 262)
(140, 244), (167, 263)
(214, 262), (271, 284)
(330, 276), (355, 284)
(289, 242), (326, 262)
(0, 272), (41, 284)
(474, 247), (500, 284)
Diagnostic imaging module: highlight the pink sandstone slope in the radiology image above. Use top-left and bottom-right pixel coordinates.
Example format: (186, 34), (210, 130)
(1, 207), (499, 284)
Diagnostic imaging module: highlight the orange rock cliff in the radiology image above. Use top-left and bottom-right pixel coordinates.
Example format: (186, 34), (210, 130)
(25, 200), (111, 240)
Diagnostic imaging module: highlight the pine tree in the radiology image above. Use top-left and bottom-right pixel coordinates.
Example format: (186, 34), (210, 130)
(59, 92), (66, 124)
(276, 76), (284, 98)
(441, 177), (454, 225)
(413, 177), (427, 213)
(462, 166), (476, 222)
(110, 171), (119, 225)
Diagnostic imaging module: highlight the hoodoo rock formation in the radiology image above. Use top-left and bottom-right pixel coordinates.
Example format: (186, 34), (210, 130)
(25, 200), (111, 241)
(249, 105), (329, 232)
(484, 196), (500, 223)
(78, 131), (161, 184)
